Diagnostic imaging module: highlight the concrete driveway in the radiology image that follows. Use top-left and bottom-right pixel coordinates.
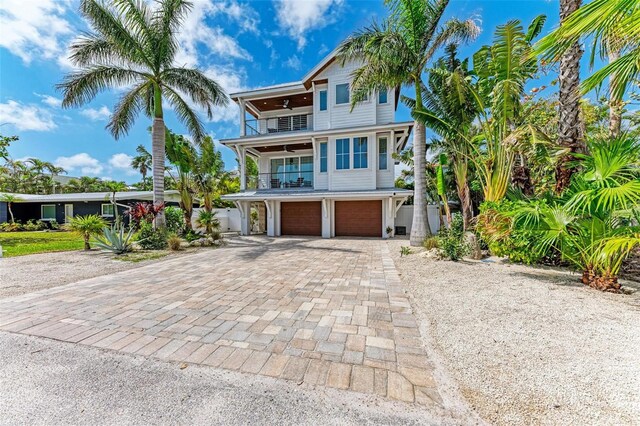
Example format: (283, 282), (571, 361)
(0, 237), (440, 407)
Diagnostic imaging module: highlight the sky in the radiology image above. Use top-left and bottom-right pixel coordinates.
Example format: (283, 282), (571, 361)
(0, 0), (565, 183)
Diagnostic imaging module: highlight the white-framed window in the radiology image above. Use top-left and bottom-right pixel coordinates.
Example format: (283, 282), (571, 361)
(335, 83), (349, 105)
(378, 137), (388, 170)
(353, 137), (368, 169)
(101, 203), (115, 217)
(319, 142), (328, 172)
(41, 204), (56, 221)
(378, 88), (388, 104)
(336, 138), (350, 170)
(319, 90), (328, 111)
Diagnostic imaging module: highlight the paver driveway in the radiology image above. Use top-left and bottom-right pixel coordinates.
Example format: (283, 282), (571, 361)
(0, 237), (440, 405)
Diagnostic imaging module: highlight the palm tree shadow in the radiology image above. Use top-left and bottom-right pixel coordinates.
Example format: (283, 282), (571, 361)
(223, 235), (362, 261)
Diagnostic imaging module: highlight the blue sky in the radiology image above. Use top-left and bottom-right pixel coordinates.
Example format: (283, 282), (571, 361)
(0, 0), (563, 183)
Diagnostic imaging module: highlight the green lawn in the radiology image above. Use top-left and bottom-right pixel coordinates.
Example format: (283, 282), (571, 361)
(0, 231), (85, 257)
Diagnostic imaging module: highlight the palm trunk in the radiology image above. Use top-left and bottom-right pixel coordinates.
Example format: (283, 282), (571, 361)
(608, 48), (623, 138)
(7, 203), (14, 224)
(410, 119), (432, 246)
(152, 86), (166, 229)
(555, 0), (586, 193)
(84, 234), (90, 250)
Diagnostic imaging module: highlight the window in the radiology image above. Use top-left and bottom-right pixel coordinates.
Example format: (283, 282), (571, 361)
(101, 203), (115, 217)
(320, 142), (327, 172)
(335, 83), (349, 105)
(319, 90), (327, 111)
(378, 137), (388, 170)
(41, 204), (56, 221)
(336, 138), (350, 170)
(353, 137), (368, 169)
(378, 88), (388, 104)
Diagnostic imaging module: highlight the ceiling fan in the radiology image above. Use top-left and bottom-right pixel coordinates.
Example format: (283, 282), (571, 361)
(280, 99), (293, 110)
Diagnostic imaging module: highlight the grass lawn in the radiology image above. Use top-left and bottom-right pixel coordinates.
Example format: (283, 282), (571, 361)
(0, 231), (84, 257)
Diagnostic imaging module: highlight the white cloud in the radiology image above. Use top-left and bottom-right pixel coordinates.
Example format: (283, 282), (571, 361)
(174, 0), (252, 67)
(0, 100), (57, 131)
(284, 55), (302, 70)
(80, 106), (111, 121)
(274, 0), (343, 49)
(0, 0), (73, 65)
(35, 93), (62, 108)
(108, 153), (137, 175)
(209, 0), (260, 34)
(54, 153), (104, 175)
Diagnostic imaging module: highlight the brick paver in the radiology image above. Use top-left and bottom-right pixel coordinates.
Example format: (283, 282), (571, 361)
(0, 237), (440, 405)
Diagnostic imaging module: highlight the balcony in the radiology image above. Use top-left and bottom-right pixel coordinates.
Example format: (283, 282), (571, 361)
(247, 171), (314, 191)
(245, 113), (313, 136)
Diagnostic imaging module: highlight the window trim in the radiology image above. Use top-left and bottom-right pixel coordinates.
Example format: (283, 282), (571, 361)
(41, 204), (56, 221)
(378, 88), (388, 104)
(378, 137), (388, 170)
(101, 203), (115, 217)
(335, 83), (350, 106)
(353, 136), (368, 170)
(319, 89), (328, 112)
(319, 142), (328, 173)
(335, 138), (350, 170)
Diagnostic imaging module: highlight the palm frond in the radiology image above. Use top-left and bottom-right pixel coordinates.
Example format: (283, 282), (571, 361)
(161, 68), (229, 119)
(162, 86), (206, 143)
(106, 81), (151, 139)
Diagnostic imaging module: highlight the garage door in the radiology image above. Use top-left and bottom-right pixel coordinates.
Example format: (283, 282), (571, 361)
(335, 200), (382, 237)
(281, 201), (322, 236)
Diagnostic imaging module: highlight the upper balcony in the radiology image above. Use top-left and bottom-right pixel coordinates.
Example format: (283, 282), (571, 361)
(245, 113), (313, 136)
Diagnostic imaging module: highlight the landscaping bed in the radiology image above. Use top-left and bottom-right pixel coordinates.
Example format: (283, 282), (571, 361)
(388, 239), (640, 425)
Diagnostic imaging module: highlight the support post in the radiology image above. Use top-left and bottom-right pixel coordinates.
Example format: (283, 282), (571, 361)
(239, 98), (246, 137)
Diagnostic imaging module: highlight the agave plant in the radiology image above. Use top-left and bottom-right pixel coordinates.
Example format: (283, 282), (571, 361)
(94, 225), (135, 255)
(508, 136), (640, 291)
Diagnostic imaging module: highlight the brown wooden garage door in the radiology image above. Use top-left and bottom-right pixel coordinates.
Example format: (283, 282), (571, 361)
(335, 200), (382, 237)
(281, 201), (322, 236)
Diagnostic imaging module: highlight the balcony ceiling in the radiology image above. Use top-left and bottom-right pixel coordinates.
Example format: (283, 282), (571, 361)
(254, 142), (313, 153)
(249, 93), (312, 112)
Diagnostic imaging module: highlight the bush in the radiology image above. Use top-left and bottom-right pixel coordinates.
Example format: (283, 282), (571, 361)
(183, 228), (205, 242)
(66, 214), (108, 250)
(0, 222), (22, 232)
(23, 220), (47, 231)
(94, 225), (135, 254)
(436, 213), (468, 261)
(165, 206), (185, 234)
(167, 234), (183, 251)
(136, 221), (169, 250)
(49, 219), (60, 230)
(423, 236), (439, 250)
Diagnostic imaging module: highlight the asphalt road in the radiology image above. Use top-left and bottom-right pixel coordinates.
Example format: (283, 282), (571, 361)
(0, 332), (463, 425)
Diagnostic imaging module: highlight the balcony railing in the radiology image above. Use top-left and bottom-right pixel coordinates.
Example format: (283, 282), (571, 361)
(247, 171), (313, 190)
(245, 114), (313, 136)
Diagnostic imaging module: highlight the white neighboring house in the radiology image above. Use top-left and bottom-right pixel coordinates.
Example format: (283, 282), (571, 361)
(221, 49), (414, 239)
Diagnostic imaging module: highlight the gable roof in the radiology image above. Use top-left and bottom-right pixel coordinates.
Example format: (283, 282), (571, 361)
(301, 47), (340, 89)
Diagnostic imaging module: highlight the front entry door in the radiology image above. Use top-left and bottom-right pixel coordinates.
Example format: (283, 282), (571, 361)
(64, 204), (73, 223)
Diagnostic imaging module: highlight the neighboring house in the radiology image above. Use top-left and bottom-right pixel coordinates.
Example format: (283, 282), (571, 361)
(0, 191), (181, 224)
(221, 49), (414, 238)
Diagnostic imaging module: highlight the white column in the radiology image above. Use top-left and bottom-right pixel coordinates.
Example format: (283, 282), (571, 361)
(383, 197), (394, 239)
(237, 201), (251, 236)
(265, 200), (277, 237)
(238, 146), (246, 191)
(239, 98), (246, 137)
(321, 198), (331, 239)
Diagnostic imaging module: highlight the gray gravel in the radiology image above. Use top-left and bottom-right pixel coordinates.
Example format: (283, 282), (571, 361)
(388, 240), (640, 426)
(0, 332), (461, 425)
(0, 250), (188, 298)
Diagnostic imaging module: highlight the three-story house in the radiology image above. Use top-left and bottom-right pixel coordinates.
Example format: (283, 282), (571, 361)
(221, 49), (413, 238)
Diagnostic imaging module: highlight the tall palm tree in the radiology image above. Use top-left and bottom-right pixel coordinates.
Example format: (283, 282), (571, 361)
(0, 194), (20, 223)
(58, 0), (228, 228)
(131, 144), (152, 182)
(338, 0), (479, 246)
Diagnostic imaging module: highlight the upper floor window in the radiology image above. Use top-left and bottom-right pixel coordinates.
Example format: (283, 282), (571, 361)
(378, 88), (388, 104)
(335, 83), (349, 105)
(336, 138), (350, 170)
(320, 142), (327, 172)
(378, 137), (388, 170)
(353, 137), (368, 169)
(319, 90), (327, 111)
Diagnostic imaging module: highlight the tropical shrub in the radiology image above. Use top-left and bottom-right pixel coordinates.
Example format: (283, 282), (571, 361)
(49, 219), (60, 230)
(125, 202), (164, 229)
(0, 222), (21, 232)
(195, 210), (220, 237)
(94, 225), (135, 255)
(400, 246), (412, 257)
(23, 220), (47, 231)
(167, 234), (183, 251)
(66, 214), (108, 250)
(136, 221), (169, 250)
(423, 237), (439, 250)
(183, 228), (205, 242)
(164, 206), (185, 234)
(436, 213), (468, 261)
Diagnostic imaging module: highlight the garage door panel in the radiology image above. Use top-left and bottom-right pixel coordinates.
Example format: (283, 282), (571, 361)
(335, 200), (382, 237)
(281, 201), (321, 236)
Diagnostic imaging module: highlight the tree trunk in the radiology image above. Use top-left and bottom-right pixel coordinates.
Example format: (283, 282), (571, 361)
(457, 180), (473, 231)
(581, 269), (621, 292)
(152, 117), (166, 229)
(608, 48), (623, 138)
(7, 203), (14, 224)
(555, 0), (586, 193)
(84, 234), (90, 250)
(410, 120), (432, 246)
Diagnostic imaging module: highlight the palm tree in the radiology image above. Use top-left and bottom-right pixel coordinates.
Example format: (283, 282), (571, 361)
(192, 136), (224, 213)
(103, 180), (129, 223)
(0, 193), (20, 223)
(131, 144), (152, 182)
(337, 0), (479, 246)
(57, 0), (228, 228)
(165, 131), (196, 230)
(67, 214), (108, 250)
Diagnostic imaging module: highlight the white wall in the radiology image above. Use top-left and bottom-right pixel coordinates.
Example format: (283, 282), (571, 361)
(192, 207), (241, 232)
(395, 205), (441, 236)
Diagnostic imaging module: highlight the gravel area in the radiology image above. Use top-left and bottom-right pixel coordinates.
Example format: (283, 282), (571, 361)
(0, 332), (456, 425)
(388, 239), (640, 426)
(0, 250), (195, 298)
